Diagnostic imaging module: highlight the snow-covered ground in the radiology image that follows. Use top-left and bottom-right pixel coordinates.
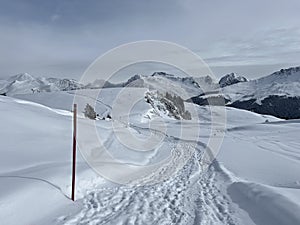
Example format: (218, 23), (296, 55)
(221, 67), (300, 103)
(1, 87), (300, 225)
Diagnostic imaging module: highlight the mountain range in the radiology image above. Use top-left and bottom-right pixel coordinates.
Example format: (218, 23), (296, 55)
(1, 66), (300, 119)
(0, 73), (83, 95)
(189, 67), (300, 119)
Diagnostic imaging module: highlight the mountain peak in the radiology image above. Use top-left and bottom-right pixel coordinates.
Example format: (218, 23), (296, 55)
(258, 66), (300, 84)
(151, 72), (169, 76)
(219, 73), (248, 88)
(272, 66), (300, 77)
(8, 73), (35, 82)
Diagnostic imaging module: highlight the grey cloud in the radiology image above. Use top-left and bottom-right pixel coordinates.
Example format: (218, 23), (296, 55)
(0, 0), (300, 79)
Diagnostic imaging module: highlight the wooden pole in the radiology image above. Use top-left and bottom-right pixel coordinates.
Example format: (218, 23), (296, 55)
(71, 104), (77, 201)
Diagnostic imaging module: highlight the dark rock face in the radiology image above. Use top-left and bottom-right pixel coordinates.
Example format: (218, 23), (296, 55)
(151, 72), (168, 76)
(219, 73), (248, 88)
(187, 95), (229, 106)
(46, 78), (83, 91)
(188, 94), (300, 119)
(123, 74), (141, 86)
(229, 95), (300, 119)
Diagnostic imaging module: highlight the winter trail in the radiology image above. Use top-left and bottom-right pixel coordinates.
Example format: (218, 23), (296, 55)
(57, 139), (241, 225)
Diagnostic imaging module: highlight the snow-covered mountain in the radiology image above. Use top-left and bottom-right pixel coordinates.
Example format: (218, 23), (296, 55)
(2, 67), (300, 119)
(1, 72), (209, 99)
(114, 72), (205, 98)
(222, 67), (300, 102)
(219, 72), (248, 88)
(0, 73), (84, 96)
(87, 72), (210, 98)
(124, 72), (219, 99)
(223, 67), (300, 119)
(189, 66), (300, 119)
(1, 70), (300, 224)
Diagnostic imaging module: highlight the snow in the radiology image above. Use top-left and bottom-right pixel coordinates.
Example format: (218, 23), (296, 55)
(0, 73), (83, 96)
(222, 66), (300, 103)
(228, 181), (300, 225)
(136, 73), (204, 98)
(1, 83), (300, 224)
(0, 95), (105, 225)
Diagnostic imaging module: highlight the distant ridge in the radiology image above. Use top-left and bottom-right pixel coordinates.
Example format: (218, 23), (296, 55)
(189, 66), (300, 119)
(2, 66), (300, 119)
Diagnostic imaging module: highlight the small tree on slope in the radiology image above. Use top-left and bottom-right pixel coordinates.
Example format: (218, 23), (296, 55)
(84, 103), (97, 120)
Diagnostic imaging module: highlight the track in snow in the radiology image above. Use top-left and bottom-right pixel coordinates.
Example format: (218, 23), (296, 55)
(55, 92), (241, 224)
(56, 140), (240, 225)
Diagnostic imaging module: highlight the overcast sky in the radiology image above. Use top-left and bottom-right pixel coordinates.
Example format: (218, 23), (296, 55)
(0, 0), (300, 80)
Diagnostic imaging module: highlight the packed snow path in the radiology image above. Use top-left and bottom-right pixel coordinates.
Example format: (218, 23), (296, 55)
(57, 141), (241, 225)
(55, 89), (240, 225)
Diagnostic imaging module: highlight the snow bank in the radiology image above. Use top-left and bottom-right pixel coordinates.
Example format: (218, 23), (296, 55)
(228, 182), (300, 225)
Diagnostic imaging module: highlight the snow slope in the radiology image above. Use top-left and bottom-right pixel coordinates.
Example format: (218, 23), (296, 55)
(0, 95), (107, 225)
(1, 86), (300, 224)
(222, 67), (300, 103)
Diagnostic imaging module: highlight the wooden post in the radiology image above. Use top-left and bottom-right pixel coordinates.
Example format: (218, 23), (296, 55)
(71, 104), (77, 201)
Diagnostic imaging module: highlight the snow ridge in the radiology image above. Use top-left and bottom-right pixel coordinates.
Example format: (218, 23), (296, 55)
(0, 73), (84, 96)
